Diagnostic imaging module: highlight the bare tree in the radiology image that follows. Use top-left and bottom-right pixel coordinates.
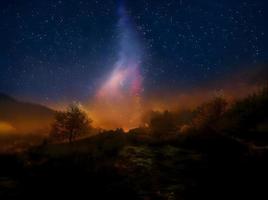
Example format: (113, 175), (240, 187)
(50, 104), (92, 143)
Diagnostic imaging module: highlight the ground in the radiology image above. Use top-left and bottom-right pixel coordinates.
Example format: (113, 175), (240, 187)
(0, 131), (268, 199)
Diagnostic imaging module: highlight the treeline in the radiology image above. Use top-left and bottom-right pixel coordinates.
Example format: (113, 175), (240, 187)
(48, 86), (268, 149)
(126, 86), (268, 145)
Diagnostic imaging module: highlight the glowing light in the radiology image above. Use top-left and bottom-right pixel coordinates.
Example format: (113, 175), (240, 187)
(0, 122), (16, 133)
(91, 2), (144, 130)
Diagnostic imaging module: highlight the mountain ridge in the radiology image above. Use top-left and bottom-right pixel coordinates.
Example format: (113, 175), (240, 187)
(0, 93), (56, 134)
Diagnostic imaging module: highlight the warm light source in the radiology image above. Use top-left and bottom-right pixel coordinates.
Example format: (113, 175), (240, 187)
(0, 122), (16, 133)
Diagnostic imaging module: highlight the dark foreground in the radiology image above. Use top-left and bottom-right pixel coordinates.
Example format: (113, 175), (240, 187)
(0, 131), (268, 200)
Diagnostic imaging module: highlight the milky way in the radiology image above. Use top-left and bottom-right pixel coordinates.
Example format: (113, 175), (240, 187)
(92, 1), (144, 130)
(0, 0), (267, 118)
(97, 1), (143, 99)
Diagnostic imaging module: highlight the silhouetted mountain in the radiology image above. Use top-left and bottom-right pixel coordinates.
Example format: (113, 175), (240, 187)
(0, 93), (55, 134)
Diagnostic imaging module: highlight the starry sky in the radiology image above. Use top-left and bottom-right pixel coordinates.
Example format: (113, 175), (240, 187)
(0, 0), (267, 105)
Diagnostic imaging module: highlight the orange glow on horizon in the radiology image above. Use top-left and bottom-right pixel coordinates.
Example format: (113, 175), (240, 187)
(0, 122), (16, 133)
(86, 80), (261, 130)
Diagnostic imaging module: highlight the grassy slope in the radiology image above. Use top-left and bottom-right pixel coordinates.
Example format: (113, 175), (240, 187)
(0, 131), (267, 199)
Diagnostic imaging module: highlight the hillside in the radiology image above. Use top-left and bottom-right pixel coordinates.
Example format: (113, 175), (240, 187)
(0, 93), (55, 134)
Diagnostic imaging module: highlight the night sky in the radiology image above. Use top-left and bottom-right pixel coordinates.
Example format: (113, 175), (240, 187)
(0, 0), (267, 105)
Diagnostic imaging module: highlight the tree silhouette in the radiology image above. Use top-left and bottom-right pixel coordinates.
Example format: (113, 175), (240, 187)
(192, 97), (227, 131)
(50, 104), (92, 143)
(149, 110), (178, 137)
(221, 86), (268, 137)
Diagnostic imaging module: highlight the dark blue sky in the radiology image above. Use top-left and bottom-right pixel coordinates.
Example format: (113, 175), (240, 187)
(0, 0), (267, 105)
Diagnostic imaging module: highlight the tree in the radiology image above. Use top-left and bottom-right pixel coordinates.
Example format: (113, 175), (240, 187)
(149, 110), (178, 137)
(192, 97), (227, 131)
(50, 104), (92, 143)
(221, 86), (268, 135)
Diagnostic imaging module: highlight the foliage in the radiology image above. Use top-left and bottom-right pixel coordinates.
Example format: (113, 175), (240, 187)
(148, 111), (179, 137)
(192, 97), (228, 131)
(219, 87), (268, 143)
(50, 104), (92, 143)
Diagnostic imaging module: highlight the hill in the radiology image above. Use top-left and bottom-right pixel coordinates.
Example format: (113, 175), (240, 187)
(0, 93), (55, 134)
